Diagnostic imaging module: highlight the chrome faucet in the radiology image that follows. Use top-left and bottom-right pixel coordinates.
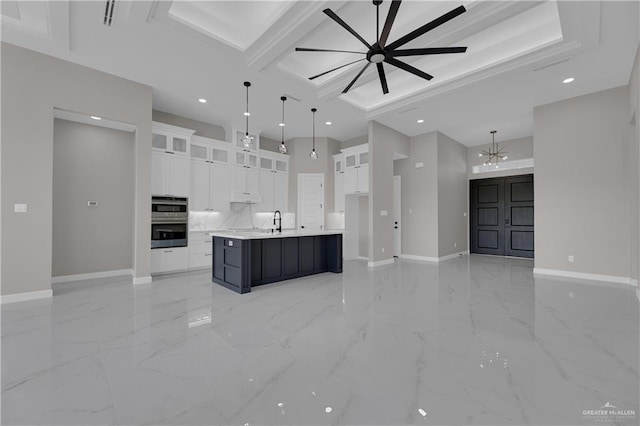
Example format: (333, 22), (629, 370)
(273, 210), (282, 233)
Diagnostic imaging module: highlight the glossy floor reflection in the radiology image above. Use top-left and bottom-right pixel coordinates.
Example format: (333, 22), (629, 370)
(2, 255), (638, 425)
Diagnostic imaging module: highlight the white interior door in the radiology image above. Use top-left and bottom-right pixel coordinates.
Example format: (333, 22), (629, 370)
(297, 174), (324, 230)
(393, 175), (401, 257)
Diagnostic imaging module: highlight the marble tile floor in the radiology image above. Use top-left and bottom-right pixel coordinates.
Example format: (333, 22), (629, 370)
(1, 255), (638, 425)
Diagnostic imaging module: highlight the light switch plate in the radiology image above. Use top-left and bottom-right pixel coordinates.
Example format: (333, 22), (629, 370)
(14, 203), (27, 213)
(380, 210), (388, 216)
(415, 162), (424, 168)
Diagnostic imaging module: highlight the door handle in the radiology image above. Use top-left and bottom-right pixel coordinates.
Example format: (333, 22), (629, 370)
(394, 226), (398, 229)
(505, 218), (510, 225)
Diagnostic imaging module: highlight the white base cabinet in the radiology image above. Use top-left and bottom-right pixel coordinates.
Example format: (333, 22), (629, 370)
(189, 232), (213, 269)
(151, 247), (189, 274)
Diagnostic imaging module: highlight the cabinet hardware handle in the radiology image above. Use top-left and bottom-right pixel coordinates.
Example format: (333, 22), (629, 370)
(204, 254), (212, 256)
(165, 250), (173, 253)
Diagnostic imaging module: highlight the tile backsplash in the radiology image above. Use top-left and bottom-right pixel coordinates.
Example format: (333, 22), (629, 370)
(190, 203), (295, 231)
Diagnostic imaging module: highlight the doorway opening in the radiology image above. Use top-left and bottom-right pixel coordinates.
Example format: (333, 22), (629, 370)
(470, 174), (534, 258)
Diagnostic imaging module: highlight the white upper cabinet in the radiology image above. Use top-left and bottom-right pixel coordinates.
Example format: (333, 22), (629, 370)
(151, 122), (195, 197)
(340, 144), (369, 195)
(255, 150), (289, 212)
(189, 135), (231, 212)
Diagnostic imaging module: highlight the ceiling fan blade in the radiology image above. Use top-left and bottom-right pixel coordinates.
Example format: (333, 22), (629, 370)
(309, 58), (367, 80)
(296, 47), (366, 54)
(376, 63), (389, 95)
(385, 57), (433, 80)
(342, 62), (372, 93)
(323, 8), (372, 49)
(386, 5), (466, 51)
(390, 46), (467, 57)
(379, 0), (401, 47)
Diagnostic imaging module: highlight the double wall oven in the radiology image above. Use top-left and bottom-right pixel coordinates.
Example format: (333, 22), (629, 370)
(151, 196), (188, 249)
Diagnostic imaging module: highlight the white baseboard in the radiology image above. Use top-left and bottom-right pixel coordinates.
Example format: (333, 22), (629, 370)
(133, 276), (152, 285)
(439, 251), (469, 262)
(52, 269), (133, 284)
(399, 254), (439, 263)
(533, 268), (632, 286)
(1, 289), (53, 304)
(631, 279), (638, 288)
(357, 256), (368, 261)
(367, 258), (395, 267)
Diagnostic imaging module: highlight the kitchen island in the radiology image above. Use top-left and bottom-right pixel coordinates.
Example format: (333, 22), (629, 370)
(210, 230), (343, 294)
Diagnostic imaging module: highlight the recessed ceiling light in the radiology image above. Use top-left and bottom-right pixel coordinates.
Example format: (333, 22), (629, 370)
(198, 98), (207, 103)
(279, 123), (285, 127)
(325, 121), (332, 125)
(417, 119), (424, 123)
(244, 112), (251, 116)
(563, 77), (575, 84)
(90, 116), (102, 120)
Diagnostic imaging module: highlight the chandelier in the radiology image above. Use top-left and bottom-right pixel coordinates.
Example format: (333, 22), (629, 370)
(479, 130), (507, 167)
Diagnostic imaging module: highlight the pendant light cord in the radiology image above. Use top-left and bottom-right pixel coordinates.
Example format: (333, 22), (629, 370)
(281, 96), (286, 143)
(312, 108), (316, 150)
(244, 81), (250, 136)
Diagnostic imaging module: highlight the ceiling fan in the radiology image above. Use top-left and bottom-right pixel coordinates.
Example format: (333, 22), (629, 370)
(296, 0), (468, 95)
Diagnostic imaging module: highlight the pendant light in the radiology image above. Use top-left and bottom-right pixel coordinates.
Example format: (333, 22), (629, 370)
(241, 81), (253, 148)
(278, 96), (287, 154)
(479, 130), (508, 167)
(309, 108), (318, 160)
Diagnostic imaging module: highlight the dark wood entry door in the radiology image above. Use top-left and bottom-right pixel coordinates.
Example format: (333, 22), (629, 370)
(470, 174), (534, 258)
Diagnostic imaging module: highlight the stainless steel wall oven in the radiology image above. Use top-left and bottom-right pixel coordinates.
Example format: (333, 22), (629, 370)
(151, 196), (188, 249)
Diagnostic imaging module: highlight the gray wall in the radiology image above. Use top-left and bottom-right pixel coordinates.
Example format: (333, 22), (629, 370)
(629, 44), (640, 284)
(53, 120), (134, 276)
(397, 132), (439, 258)
(534, 86), (631, 278)
(342, 134), (368, 150)
(259, 136), (282, 153)
(467, 136), (534, 179)
(287, 136), (340, 226)
(152, 110), (225, 141)
(1, 43), (152, 296)
(359, 196), (369, 258)
(437, 133), (468, 257)
(368, 121), (410, 262)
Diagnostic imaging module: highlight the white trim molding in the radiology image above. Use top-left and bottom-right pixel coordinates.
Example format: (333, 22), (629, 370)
(1, 289), (53, 304)
(51, 269), (133, 284)
(400, 251), (469, 263)
(400, 254), (439, 263)
(533, 268), (632, 286)
(630, 279), (638, 288)
(133, 276), (152, 285)
(439, 251), (469, 262)
(367, 258), (395, 268)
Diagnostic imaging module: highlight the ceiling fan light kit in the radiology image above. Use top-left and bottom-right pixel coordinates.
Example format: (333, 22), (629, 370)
(296, 0), (468, 95)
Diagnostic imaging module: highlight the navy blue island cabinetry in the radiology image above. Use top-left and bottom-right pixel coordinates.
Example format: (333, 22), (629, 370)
(211, 232), (343, 294)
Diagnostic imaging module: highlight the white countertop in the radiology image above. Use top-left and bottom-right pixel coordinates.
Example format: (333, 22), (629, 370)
(207, 229), (343, 240)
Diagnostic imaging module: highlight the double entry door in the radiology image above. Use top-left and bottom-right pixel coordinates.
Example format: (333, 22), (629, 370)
(470, 174), (534, 258)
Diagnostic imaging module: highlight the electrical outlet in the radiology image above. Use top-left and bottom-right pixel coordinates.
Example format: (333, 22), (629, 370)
(381, 247), (385, 253)
(14, 203), (27, 213)
(568, 255), (574, 262)
(454, 242), (457, 248)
